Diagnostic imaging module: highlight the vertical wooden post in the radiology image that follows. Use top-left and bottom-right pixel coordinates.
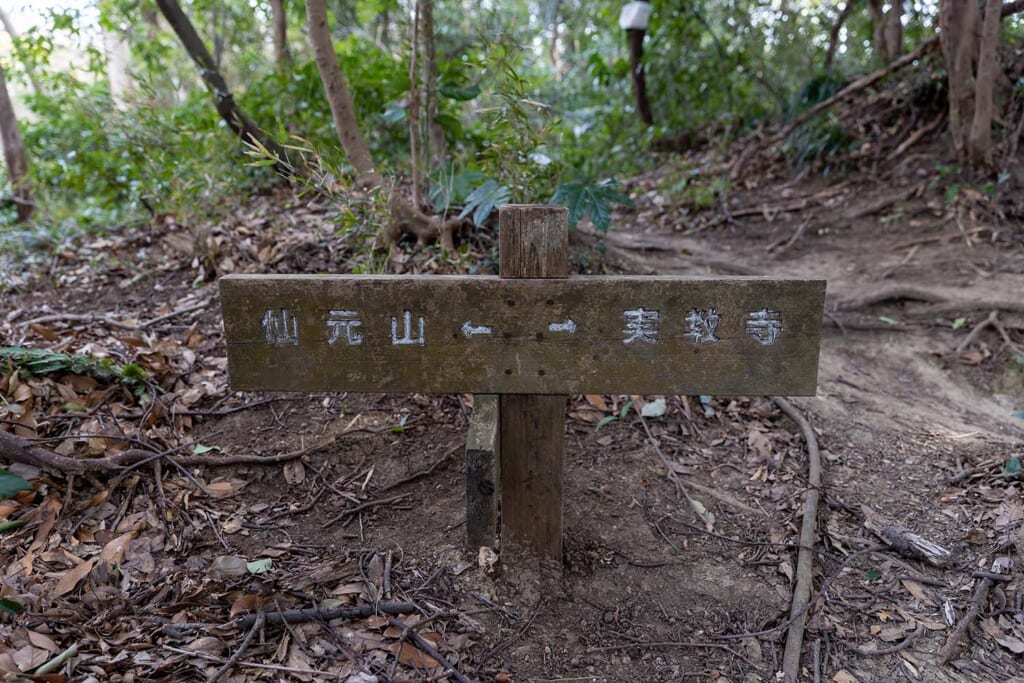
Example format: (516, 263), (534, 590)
(465, 394), (499, 548)
(498, 205), (568, 561)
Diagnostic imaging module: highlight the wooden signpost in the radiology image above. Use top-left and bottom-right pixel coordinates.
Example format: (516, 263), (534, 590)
(220, 205), (826, 561)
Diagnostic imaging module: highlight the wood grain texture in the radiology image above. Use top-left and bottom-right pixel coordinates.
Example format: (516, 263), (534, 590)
(465, 394), (499, 549)
(498, 205), (568, 560)
(219, 275), (825, 395)
(498, 204), (569, 278)
(499, 393), (565, 558)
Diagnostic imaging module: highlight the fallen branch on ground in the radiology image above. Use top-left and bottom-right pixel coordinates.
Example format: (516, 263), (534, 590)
(938, 577), (993, 664)
(841, 623), (925, 656)
(209, 610), (264, 683)
(19, 302), (208, 331)
(861, 504), (952, 567)
(236, 601), (414, 630)
(0, 429), (336, 474)
(955, 310), (1023, 354)
(772, 397), (823, 683)
(387, 617), (475, 683)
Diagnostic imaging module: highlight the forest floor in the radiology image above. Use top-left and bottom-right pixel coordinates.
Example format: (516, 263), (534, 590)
(2, 135), (1024, 683)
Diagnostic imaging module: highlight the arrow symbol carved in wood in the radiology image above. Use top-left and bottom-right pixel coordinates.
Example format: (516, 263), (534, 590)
(547, 319), (578, 335)
(461, 321), (493, 338)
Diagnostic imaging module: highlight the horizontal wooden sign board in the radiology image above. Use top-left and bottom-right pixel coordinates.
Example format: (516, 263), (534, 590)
(220, 275), (825, 395)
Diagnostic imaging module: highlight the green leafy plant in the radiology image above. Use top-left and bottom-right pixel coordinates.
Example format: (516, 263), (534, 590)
(457, 179), (512, 226)
(551, 177), (633, 232)
(596, 400), (634, 430)
(0, 468), (31, 499)
(0, 347), (151, 403)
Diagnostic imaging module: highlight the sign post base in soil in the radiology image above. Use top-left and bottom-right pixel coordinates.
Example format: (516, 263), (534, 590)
(498, 205), (570, 559)
(220, 205), (826, 564)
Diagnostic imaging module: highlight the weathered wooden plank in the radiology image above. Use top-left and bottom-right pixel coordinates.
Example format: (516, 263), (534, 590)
(498, 205), (568, 561)
(219, 274), (826, 396)
(465, 394), (499, 549)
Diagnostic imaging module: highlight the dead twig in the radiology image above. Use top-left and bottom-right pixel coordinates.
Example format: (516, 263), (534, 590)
(841, 623), (925, 656)
(378, 442), (461, 494)
(772, 397), (822, 683)
(938, 577), (993, 664)
(321, 492), (412, 528)
(887, 113), (946, 161)
(236, 601), (414, 630)
(19, 302), (207, 331)
(387, 617), (476, 683)
(208, 609), (264, 683)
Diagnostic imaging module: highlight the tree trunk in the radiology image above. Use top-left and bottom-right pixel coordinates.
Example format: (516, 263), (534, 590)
(306, 0), (380, 186)
(550, 0), (564, 80)
(939, 0), (982, 162)
(0, 64), (33, 222)
(626, 0), (654, 127)
(270, 0), (292, 70)
(883, 0), (904, 60)
(422, 0), (445, 175)
(409, 0), (422, 205)
(967, 0), (1003, 165)
(824, 1), (854, 72)
(154, 0), (288, 169)
(867, 0), (887, 59)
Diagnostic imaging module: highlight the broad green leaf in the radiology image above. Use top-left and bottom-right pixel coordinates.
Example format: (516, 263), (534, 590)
(551, 178), (634, 233)
(192, 444), (222, 455)
(0, 597), (22, 614)
(595, 415), (618, 430)
(0, 469), (31, 499)
(457, 179), (511, 226)
(247, 558), (273, 574)
(439, 82), (481, 101)
(952, 317), (966, 330)
(432, 113), (463, 139)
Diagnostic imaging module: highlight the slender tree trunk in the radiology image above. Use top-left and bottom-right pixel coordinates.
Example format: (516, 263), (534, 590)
(824, 1), (854, 72)
(154, 0), (288, 168)
(550, 0), (564, 80)
(940, 0), (982, 162)
(306, 0), (379, 186)
(883, 0), (904, 60)
(0, 7), (42, 95)
(0, 65), (33, 222)
(967, 0), (1003, 164)
(626, 1), (653, 126)
(867, 0), (887, 59)
(422, 0), (444, 175)
(409, 0), (422, 206)
(270, 0), (292, 70)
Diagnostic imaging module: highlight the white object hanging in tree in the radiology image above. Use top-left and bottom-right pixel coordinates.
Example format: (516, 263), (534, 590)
(619, 2), (652, 30)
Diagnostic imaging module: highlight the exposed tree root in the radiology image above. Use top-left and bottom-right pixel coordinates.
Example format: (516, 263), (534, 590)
(772, 397), (823, 683)
(938, 577), (993, 664)
(836, 285), (1024, 316)
(0, 429), (335, 474)
(386, 191), (465, 253)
